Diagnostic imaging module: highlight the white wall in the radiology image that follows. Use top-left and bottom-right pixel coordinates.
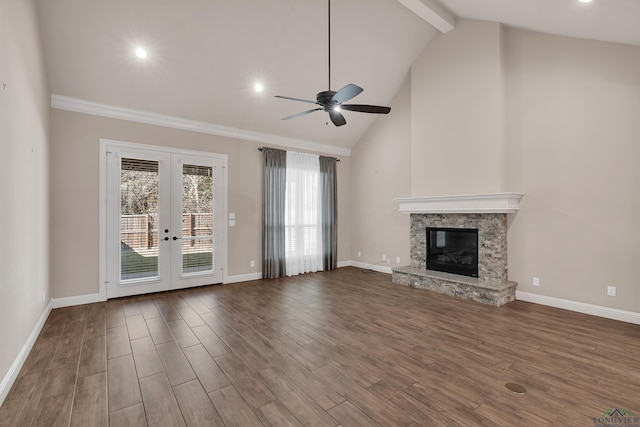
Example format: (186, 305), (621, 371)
(411, 19), (506, 196)
(351, 20), (640, 313)
(49, 109), (352, 298)
(0, 0), (50, 397)
(350, 76), (412, 269)
(505, 29), (640, 311)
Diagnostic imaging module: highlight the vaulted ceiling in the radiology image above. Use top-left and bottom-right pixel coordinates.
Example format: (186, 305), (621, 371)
(36, 0), (640, 151)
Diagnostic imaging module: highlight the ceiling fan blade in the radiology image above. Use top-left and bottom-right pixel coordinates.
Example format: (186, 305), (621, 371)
(274, 95), (318, 105)
(328, 110), (347, 127)
(281, 108), (323, 120)
(341, 104), (391, 114)
(332, 84), (363, 104)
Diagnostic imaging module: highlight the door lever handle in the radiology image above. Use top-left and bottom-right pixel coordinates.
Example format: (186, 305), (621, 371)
(172, 236), (180, 240)
(163, 237), (169, 241)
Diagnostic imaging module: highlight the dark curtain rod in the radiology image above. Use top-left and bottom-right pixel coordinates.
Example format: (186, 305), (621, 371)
(258, 147), (340, 162)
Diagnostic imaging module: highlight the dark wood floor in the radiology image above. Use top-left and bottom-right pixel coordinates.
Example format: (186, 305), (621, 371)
(1, 267), (638, 426)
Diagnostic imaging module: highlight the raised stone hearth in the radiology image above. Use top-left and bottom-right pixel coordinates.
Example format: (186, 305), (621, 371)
(392, 193), (522, 307)
(393, 266), (517, 307)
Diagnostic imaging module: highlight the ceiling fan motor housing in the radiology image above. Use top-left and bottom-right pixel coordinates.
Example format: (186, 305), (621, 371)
(317, 91), (337, 109)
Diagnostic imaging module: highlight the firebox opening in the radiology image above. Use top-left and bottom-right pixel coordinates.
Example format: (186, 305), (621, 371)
(426, 227), (478, 277)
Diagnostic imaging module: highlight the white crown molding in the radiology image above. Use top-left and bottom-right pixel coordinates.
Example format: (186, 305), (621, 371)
(516, 291), (640, 325)
(0, 301), (52, 407)
(51, 94), (351, 157)
(395, 192), (523, 214)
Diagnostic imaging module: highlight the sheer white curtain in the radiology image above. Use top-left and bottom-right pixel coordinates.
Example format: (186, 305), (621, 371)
(285, 151), (323, 276)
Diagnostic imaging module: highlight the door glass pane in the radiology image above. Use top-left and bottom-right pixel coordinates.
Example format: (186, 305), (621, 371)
(120, 158), (159, 280)
(182, 164), (213, 274)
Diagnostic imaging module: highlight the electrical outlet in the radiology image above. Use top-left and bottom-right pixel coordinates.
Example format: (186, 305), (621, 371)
(250, 260), (255, 268)
(396, 257), (400, 264)
(533, 277), (540, 286)
(357, 251), (361, 258)
(42, 291), (45, 302)
(382, 254), (386, 261)
(607, 286), (616, 297)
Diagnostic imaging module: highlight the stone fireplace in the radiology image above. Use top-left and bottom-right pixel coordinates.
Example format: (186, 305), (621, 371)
(392, 193), (522, 307)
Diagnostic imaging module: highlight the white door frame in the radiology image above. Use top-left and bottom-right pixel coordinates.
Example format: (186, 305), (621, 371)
(99, 138), (228, 299)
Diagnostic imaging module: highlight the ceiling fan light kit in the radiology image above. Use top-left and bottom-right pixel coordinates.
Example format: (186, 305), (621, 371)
(275, 0), (391, 127)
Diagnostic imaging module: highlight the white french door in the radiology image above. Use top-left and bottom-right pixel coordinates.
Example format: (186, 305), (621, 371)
(103, 141), (226, 298)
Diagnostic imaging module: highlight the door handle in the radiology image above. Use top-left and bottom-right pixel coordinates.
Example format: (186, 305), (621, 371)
(172, 236), (181, 241)
(163, 237), (169, 241)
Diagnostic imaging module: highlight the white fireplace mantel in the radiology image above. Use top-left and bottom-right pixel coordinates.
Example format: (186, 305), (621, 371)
(395, 192), (523, 214)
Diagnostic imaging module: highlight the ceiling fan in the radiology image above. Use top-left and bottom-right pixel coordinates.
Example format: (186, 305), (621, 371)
(274, 0), (391, 127)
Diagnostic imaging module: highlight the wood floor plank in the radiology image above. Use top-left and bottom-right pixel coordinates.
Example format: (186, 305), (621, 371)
(109, 403), (147, 427)
(214, 353), (276, 409)
(327, 401), (382, 427)
(41, 365), (78, 399)
(146, 317), (175, 345)
(85, 309), (107, 338)
(182, 344), (230, 393)
(257, 400), (303, 427)
(314, 364), (414, 427)
(139, 300), (161, 319)
(70, 372), (108, 427)
(155, 301), (182, 322)
(156, 341), (197, 386)
(258, 367), (339, 427)
(199, 311), (236, 337)
(107, 305), (126, 329)
(0, 371), (46, 427)
(123, 301), (142, 317)
(126, 314), (150, 341)
(175, 304), (206, 328)
(220, 332), (270, 371)
(166, 318), (200, 348)
(31, 392), (73, 427)
(208, 385), (264, 427)
(139, 373), (186, 427)
(107, 325), (132, 359)
(269, 353), (345, 411)
(191, 324), (231, 357)
(107, 355), (142, 412)
(173, 379), (225, 427)
(78, 335), (107, 377)
(131, 337), (164, 379)
(184, 295), (211, 315)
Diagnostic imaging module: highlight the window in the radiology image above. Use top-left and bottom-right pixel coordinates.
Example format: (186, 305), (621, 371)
(284, 151), (323, 276)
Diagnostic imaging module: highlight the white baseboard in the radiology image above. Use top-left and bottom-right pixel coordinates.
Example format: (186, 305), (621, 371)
(51, 292), (105, 309)
(224, 272), (263, 284)
(516, 291), (640, 325)
(349, 260), (393, 275)
(0, 301), (52, 407)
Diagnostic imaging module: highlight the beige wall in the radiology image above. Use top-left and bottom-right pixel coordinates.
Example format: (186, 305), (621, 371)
(49, 110), (351, 298)
(350, 76), (412, 269)
(411, 19), (506, 196)
(505, 29), (640, 311)
(350, 19), (639, 313)
(0, 0), (50, 390)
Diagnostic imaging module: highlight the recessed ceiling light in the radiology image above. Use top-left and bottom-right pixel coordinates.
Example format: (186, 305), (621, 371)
(254, 83), (264, 92)
(578, 0), (592, 3)
(135, 47), (147, 59)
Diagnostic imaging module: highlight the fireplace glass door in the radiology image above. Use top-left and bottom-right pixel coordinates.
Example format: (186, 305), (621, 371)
(426, 227), (478, 277)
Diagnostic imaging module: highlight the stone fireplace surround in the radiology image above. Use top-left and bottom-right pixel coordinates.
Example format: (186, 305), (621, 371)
(392, 193), (522, 307)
